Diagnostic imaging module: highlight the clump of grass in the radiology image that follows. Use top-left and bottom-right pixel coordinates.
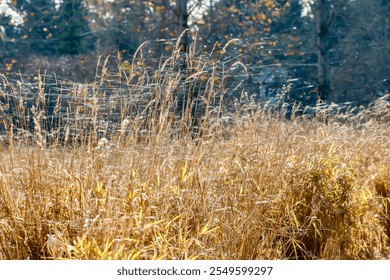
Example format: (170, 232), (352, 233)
(0, 41), (389, 260)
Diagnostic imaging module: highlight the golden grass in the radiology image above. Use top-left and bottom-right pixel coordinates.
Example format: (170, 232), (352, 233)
(0, 42), (389, 260)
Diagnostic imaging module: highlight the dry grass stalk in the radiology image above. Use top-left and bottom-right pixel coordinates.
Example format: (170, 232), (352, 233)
(0, 41), (389, 260)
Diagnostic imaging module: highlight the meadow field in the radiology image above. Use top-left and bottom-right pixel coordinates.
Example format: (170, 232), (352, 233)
(0, 45), (389, 260)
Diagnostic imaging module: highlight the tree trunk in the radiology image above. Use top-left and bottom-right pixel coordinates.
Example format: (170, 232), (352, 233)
(314, 0), (331, 103)
(176, 0), (189, 53)
(209, 0), (213, 33)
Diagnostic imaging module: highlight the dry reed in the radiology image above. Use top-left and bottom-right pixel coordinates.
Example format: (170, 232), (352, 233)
(0, 41), (389, 260)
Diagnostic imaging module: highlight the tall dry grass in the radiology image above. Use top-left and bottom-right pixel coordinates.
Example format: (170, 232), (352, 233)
(0, 40), (389, 260)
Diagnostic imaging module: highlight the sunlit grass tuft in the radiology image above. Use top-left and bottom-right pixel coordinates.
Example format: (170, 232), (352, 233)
(0, 41), (389, 259)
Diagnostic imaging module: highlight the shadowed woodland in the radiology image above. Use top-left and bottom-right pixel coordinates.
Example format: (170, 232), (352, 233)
(1, 0), (389, 106)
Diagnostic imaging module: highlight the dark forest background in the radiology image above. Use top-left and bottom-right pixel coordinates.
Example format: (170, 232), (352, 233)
(0, 0), (389, 108)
